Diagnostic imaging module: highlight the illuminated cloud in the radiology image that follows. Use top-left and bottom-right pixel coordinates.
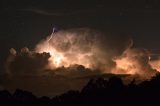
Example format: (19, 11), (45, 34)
(3, 28), (160, 96)
(35, 28), (159, 79)
(5, 28), (160, 79)
(36, 28), (130, 73)
(112, 48), (157, 79)
(149, 58), (160, 72)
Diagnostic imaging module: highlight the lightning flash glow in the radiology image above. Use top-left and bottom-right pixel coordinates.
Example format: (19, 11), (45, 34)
(35, 28), (159, 78)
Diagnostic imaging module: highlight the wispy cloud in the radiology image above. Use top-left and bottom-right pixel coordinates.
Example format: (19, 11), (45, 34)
(22, 8), (66, 16)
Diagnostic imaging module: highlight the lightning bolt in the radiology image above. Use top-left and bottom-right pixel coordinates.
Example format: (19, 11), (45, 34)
(48, 28), (56, 42)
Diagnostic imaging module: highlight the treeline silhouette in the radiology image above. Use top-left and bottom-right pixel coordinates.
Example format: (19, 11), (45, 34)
(1, 74), (160, 106)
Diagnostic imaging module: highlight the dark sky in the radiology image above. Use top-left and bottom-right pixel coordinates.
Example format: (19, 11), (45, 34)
(1, 0), (160, 70)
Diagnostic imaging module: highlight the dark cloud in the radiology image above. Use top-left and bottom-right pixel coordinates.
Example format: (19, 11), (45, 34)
(43, 64), (100, 78)
(3, 64), (96, 96)
(6, 47), (50, 76)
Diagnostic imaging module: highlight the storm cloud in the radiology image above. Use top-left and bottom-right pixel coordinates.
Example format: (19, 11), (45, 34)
(2, 28), (160, 96)
(6, 47), (50, 76)
(36, 28), (131, 72)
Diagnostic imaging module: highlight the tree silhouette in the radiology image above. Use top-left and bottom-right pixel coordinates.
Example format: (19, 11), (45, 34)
(1, 74), (160, 106)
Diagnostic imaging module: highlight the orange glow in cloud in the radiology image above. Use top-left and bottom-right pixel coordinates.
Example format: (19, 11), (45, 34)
(35, 32), (94, 69)
(149, 60), (160, 72)
(113, 57), (136, 75)
(35, 29), (158, 79)
(35, 40), (66, 68)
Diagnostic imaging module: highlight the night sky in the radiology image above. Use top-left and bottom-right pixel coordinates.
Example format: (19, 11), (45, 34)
(1, 0), (160, 96)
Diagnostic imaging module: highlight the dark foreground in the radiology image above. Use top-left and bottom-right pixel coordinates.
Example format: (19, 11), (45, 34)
(1, 75), (160, 106)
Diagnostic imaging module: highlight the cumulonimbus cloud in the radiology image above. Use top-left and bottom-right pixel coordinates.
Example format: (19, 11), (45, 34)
(5, 28), (159, 79)
(36, 28), (131, 72)
(3, 28), (160, 96)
